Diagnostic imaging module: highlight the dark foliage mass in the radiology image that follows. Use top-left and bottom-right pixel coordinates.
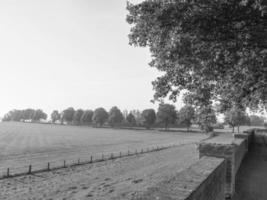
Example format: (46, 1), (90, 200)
(3, 109), (47, 122)
(127, 0), (267, 111)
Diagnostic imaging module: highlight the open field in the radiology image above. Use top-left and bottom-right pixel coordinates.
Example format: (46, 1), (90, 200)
(0, 144), (200, 200)
(0, 122), (207, 176)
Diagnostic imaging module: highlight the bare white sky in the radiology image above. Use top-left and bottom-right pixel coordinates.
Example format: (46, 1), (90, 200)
(0, 0), (183, 117)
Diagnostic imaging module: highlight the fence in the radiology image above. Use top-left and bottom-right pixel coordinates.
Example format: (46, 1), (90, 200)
(0, 143), (181, 180)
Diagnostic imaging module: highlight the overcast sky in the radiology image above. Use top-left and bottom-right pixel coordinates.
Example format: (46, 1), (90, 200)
(0, 0), (184, 117)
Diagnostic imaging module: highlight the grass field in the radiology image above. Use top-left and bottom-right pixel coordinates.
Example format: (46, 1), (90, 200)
(0, 122), (207, 176)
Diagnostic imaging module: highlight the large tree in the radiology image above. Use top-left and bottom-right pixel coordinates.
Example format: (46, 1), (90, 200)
(51, 110), (60, 123)
(108, 106), (124, 127)
(224, 107), (248, 133)
(93, 107), (109, 127)
(32, 109), (47, 121)
(126, 112), (136, 126)
(157, 103), (177, 130)
(141, 109), (156, 129)
(127, 0), (267, 111)
(178, 105), (195, 131)
(81, 110), (94, 125)
(73, 109), (84, 125)
(196, 106), (217, 132)
(62, 107), (75, 124)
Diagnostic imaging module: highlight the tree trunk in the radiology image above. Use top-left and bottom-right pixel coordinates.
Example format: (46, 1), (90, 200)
(232, 126), (235, 133)
(165, 122), (168, 131)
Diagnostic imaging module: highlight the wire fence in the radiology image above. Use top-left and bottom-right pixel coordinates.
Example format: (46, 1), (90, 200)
(0, 144), (180, 180)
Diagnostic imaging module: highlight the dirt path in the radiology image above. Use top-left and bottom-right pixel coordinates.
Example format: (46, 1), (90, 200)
(0, 143), (199, 200)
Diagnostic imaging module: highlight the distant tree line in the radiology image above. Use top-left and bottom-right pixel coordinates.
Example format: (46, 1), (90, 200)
(2, 109), (47, 122)
(2, 104), (266, 133)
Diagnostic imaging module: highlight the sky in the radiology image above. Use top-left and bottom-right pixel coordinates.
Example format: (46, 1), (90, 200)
(0, 0), (184, 117)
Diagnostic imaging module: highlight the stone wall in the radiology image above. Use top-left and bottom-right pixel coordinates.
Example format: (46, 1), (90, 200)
(199, 134), (250, 198)
(136, 156), (226, 200)
(253, 129), (267, 146)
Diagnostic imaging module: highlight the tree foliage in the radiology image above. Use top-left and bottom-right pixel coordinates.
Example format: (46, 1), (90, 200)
(224, 107), (248, 132)
(81, 110), (94, 125)
(32, 109), (47, 121)
(108, 106), (124, 127)
(127, 0), (267, 111)
(126, 112), (136, 126)
(196, 106), (217, 132)
(157, 103), (177, 130)
(178, 105), (195, 131)
(2, 109), (47, 122)
(73, 109), (84, 125)
(249, 114), (265, 126)
(93, 107), (109, 127)
(62, 107), (75, 124)
(51, 110), (60, 123)
(141, 109), (156, 129)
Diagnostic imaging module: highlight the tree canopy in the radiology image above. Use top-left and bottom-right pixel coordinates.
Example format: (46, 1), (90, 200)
(126, 112), (136, 126)
(224, 107), (248, 132)
(157, 103), (177, 130)
(62, 107), (75, 124)
(127, 0), (267, 111)
(178, 105), (195, 131)
(93, 107), (109, 127)
(73, 109), (84, 125)
(141, 109), (156, 129)
(51, 110), (60, 123)
(81, 110), (94, 125)
(108, 106), (124, 127)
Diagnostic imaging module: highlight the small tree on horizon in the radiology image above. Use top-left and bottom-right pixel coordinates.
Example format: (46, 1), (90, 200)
(224, 107), (248, 133)
(178, 105), (195, 132)
(126, 112), (136, 127)
(51, 110), (60, 123)
(62, 107), (75, 124)
(93, 107), (108, 127)
(157, 104), (177, 130)
(141, 109), (156, 129)
(80, 110), (94, 125)
(73, 109), (84, 125)
(32, 109), (47, 121)
(108, 106), (124, 127)
(196, 106), (217, 133)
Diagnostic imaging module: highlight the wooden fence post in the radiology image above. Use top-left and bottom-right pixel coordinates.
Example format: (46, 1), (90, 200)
(90, 156), (93, 163)
(7, 168), (9, 177)
(47, 162), (50, 171)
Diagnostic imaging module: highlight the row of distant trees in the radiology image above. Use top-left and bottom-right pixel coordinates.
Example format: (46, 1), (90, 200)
(51, 104), (218, 131)
(2, 109), (47, 122)
(2, 104), (212, 131)
(2, 104), (266, 132)
(224, 107), (266, 133)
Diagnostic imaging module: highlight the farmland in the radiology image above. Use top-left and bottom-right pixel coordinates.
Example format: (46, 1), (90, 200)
(0, 122), (207, 177)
